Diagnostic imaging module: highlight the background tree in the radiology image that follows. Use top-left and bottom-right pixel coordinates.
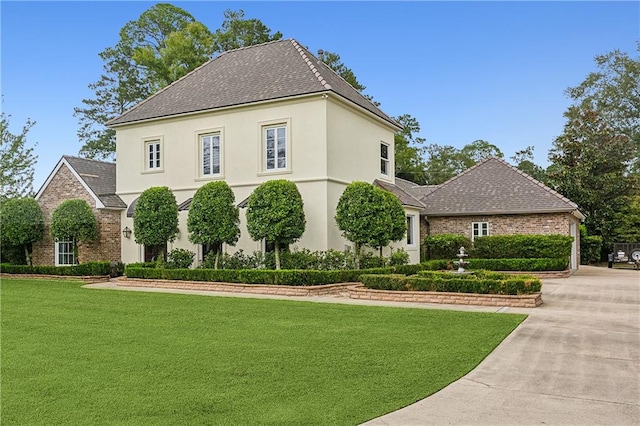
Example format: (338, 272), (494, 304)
(50, 199), (99, 264)
(510, 146), (548, 184)
(213, 9), (282, 52)
(0, 197), (45, 265)
(393, 114), (428, 184)
(549, 108), (637, 253)
(187, 181), (240, 269)
(1, 112), (37, 200)
(245, 180), (306, 270)
(133, 186), (179, 262)
(613, 195), (640, 243)
(566, 43), (640, 173)
(422, 140), (503, 185)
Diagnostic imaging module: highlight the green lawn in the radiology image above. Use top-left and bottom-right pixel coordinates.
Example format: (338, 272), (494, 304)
(1, 278), (526, 425)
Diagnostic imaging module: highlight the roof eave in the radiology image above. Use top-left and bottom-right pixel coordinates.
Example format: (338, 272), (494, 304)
(421, 208), (581, 217)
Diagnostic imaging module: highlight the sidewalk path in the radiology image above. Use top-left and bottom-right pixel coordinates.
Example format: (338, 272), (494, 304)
(364, 266), (640, 425)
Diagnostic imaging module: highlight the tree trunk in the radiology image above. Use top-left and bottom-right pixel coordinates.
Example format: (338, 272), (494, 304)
(24, 244), (32, 266)
(355, 243), (361, 269)
(275, 243), (281, 270)
(214, 251), (220, 270)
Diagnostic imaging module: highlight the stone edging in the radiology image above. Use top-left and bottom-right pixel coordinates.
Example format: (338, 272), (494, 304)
(116, 278), (542, 308)
(504, 270), (572, 279)
(0, 273), (111, 283)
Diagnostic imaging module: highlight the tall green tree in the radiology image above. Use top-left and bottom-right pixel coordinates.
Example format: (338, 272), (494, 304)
(423, 140), (503, 185)
(510, 146), (548, 184)
(549, 108), (637, 250)
(246, 180), (306, 270)
(50, 199), (99, 264)
(1, 112), (37, 200)
(368, 190), (407, 256)
(0, 197), (45, 265)
(213, 9), (282, 52)
(393, 114), (428, 184)
(317, 50), (366, 92)
(187, 181), (240, 269)
(566, 43), (640, 173)
(133, 186), (179, 262)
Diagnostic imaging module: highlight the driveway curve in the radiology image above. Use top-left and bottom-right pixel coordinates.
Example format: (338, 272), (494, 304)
(364, 266), (640, 425)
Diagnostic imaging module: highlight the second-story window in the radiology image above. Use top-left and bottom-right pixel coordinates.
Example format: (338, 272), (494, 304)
(380, 142), (389, 175)
(265, 125), (287, 171)
(201, 133), (221, 176)
(146, 140), (161, 170)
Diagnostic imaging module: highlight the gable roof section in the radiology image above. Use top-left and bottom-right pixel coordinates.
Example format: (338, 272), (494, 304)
(107, 39), (399, 129)
(394, 177), (440, 199)
(35, 156), (126, 209)
(374, 179), (425, 209)
(420, 157), (583, 218)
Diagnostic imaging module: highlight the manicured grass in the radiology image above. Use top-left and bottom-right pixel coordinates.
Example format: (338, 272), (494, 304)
(1, 278), (526, 424)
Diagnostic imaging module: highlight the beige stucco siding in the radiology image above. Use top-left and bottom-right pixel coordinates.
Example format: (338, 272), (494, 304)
(326, 97), (396, 184)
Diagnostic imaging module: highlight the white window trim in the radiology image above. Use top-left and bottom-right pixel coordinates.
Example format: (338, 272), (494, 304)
(406, 215), (416, 247)
(54, 238), (76, 266)
(142, 136), (164, 174)
(471, 222), (489, 241)
(257, 118), (292, 176)
(380, 141), (390, 176)
(195, 128), (224, 180)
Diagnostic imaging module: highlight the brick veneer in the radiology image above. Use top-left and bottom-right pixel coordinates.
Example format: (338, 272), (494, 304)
(32, 164), (122, 265)
(422, 213), (580, 260)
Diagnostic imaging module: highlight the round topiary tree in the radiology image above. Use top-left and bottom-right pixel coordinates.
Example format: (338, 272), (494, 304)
(335, 181), (406, 268)
(133, 186), (178, 263)
(50, 199), (99, 264)
(0, 197), (45, 265)
(246, 179), (306, 270)
(187, 181), (240, 269)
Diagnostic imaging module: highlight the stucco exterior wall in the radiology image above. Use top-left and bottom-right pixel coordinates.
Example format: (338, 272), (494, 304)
(115, 95), (410, 264)
(32, 164), (121, 265)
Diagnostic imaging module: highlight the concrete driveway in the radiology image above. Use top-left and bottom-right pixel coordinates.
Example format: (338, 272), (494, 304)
(365, 266), (640, 425)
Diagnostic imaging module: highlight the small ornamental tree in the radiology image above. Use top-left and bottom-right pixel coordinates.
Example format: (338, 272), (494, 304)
(50, 199), (99, 264)
(335, 182), (406, 268)
(133, 186), (178, 262)
(187, 181), (240, 269)
(246, 180), (306, 270)
(0, 197), (45, 265)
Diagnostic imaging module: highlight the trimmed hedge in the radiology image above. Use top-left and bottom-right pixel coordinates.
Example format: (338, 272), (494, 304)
(472, 234), (572, 259)
(361, 271), (541, 295)
(461, 258), (568, 271)
(423, 234), (472, 260)
(124, 266), (395, 286)
(0, 261), (124, 277)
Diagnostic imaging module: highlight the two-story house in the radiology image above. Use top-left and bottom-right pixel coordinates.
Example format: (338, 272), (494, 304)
(107, 39), (424, 264)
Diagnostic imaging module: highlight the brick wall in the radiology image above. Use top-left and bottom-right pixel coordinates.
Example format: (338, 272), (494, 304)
(32, 164), (122, 265)
(422, 213), (578, 241)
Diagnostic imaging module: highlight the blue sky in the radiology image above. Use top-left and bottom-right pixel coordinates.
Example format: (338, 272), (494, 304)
(2, 1), (638, 191)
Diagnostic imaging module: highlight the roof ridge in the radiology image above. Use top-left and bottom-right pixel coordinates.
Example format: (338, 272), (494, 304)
(290, 39), (332, 90)
(491, 157), (579, 209)
(63, 155), (115, 166)
(423, 157), (493, 199)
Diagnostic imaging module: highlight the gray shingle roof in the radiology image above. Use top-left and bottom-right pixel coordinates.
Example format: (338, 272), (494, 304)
(107, 39), (399, 128)
(394, 177), (440, 199)
(418, 157), (582, 216)
(63, 156), (126, 209)
(374, 179), (425, 209)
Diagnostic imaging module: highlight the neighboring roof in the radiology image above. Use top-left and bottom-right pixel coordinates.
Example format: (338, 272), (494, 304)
(35, 156), (126, 209)
(394, 177), (440, 199)
(374, 179), (425, 209)
(107, 39), (399, 129)
(418, 157), (584, 218)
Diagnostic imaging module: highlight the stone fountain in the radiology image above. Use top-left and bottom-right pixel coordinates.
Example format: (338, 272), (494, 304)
(453, 246), (470, 273)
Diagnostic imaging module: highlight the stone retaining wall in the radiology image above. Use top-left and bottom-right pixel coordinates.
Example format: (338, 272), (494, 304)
(116, 278), (542, 308)
(1, 273), (111, 283)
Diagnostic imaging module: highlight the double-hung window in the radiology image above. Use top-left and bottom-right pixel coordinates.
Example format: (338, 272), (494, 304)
(406, 215), (415, 246)
(265, 125), (287, 171)
(145, 139), (162, 171)
(55, 238), (75, 266)
(380, 142), (389, 175)
(201, 133), (221, 176)
(472, 222), (489, 241)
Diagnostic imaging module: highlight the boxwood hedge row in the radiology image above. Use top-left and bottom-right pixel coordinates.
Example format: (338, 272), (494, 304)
(0, 261), (124, 277)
